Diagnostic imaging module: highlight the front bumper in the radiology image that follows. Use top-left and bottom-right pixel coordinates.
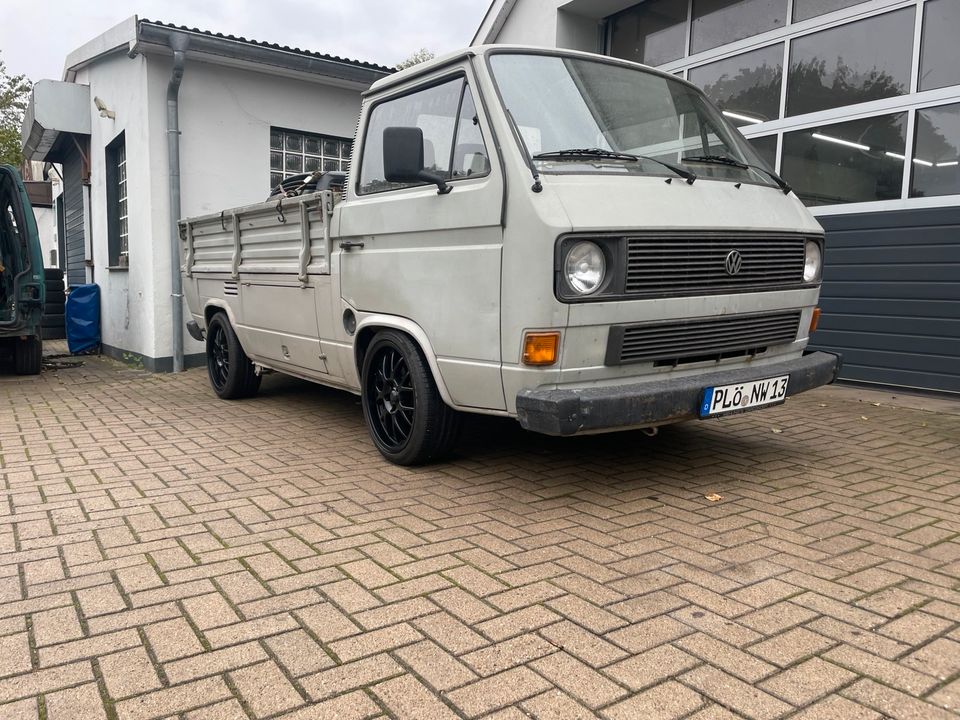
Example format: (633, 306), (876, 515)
(516, 351), (842, 436)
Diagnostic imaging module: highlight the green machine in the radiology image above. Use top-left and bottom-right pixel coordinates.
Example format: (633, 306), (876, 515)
(0, 164), (45, 375)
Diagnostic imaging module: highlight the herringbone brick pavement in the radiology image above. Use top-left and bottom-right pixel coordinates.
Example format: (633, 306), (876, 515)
(0, 348), (958, 719)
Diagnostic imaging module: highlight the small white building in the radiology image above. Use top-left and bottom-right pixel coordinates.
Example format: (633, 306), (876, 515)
(21, 16), (391, 370)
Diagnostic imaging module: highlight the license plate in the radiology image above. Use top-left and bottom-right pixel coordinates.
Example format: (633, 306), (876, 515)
(700, 375), (789, 418)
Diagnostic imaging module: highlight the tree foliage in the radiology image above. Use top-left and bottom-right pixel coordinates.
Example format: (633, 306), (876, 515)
(0, 52), (32, 168)
(396, 49), (436, 71)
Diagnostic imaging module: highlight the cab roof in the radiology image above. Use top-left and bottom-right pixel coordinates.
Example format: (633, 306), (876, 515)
(365, 44), (692, 96)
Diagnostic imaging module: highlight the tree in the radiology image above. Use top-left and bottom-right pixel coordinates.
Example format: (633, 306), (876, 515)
(396, 49), (435, 71)
(0, 52), (32, 168)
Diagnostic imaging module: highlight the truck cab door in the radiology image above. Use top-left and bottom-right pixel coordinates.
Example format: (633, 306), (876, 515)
(338, 68), (505, 411)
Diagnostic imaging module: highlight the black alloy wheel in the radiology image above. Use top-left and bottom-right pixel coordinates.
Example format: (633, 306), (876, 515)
(361, 330), (461, 466)
(205, 312), (261, 399)
(367, 344), (416, 451)
(208, 320), (230, 393)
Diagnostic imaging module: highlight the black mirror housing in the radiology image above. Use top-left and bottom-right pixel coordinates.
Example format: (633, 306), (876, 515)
(383, 127), (451, 195)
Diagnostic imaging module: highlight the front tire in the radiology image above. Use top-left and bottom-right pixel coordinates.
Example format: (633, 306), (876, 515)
(361, 330), (461, 465)
(14, 336), (42, 375)
(205, 313), (261, 399)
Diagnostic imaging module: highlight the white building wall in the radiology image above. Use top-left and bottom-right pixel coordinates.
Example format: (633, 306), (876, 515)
(496, 0), (562, 46)
(64, 50), (368, 368)
(483, 0), (603, 51)
(76, 53), (160, 362)
(142, 54), (366, 364)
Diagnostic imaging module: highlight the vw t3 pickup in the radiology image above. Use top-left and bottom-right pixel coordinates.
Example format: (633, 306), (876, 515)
(181, 45), (841, 465)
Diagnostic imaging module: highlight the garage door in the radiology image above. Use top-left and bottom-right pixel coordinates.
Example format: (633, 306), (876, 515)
(810, 206), (960, 394)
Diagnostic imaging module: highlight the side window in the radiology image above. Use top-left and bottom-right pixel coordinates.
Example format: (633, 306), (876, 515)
(105, 132), (128, 267)
(361, 77), (490, 194)
(451, 90), (491, 179)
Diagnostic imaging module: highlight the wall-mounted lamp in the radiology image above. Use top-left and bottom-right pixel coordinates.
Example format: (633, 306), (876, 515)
(94, 96), (116, 119)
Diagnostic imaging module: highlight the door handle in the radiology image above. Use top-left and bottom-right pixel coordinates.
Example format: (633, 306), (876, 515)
(339, 241), (365, 250)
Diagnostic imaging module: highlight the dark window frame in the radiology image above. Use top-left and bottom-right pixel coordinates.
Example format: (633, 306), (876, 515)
(105, 131), (127, 268)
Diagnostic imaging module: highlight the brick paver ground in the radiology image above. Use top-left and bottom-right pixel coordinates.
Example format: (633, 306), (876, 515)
(1, 345), (958, 719)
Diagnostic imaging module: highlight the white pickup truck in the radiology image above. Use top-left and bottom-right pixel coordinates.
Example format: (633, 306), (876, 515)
(181, 45), (841, 465)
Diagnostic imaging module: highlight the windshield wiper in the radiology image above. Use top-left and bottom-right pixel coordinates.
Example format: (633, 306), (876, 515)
(682, 154), (793, 195)
(533, 148), (697, 185)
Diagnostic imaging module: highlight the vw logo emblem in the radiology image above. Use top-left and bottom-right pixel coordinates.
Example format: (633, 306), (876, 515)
(725, 250), (743, 276)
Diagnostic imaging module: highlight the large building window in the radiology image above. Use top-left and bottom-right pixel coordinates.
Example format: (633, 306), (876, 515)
(689, 44), (783, 127)
(270, 128), (351, 191)
(792, 0), (868, 23)
(605, 0), (960, 209)
(609, 0), (688, 67)
(748, 135), (778, 169)
(786, 7), (914, 117)
(919, 0), (960, 92)
(911, 103), (960, 199)
(781, 113), (908, 206)
(105, 132), (128, 267)
(691, 0), (788, 55)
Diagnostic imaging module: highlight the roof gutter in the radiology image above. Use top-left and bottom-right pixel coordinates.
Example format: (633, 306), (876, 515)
(166, 33), (189, 373)
(136, 21), (391, 87)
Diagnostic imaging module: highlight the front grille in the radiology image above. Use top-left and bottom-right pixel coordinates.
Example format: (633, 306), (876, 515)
(605, 311), (802, 366)
(625, 232), (808, 298)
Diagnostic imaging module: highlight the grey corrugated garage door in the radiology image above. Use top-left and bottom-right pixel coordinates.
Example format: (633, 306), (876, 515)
(810, 207), (960, 394)
(61, 143), (86, 288)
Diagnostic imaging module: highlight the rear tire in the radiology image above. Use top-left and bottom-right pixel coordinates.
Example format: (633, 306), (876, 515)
(205, 313), (260, 399)
(14, 336), (42, 375)
(361, 330), (461, 465)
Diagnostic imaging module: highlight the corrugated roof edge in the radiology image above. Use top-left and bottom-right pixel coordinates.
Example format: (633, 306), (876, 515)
(138, 19), (395, 75)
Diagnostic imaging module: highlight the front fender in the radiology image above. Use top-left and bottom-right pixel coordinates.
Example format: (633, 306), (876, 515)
(353, 311), (457, 410)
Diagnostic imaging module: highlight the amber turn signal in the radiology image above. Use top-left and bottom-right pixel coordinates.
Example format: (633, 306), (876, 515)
(522, 332), (560, 366)
(810, 307), (821, 334)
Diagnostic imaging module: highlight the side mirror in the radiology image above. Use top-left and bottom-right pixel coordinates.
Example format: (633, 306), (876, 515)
(383, 126), (452, 195)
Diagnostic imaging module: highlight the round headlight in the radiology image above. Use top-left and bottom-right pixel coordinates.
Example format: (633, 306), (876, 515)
(565, 241), (606, 295)
(803, 240), (822, 283)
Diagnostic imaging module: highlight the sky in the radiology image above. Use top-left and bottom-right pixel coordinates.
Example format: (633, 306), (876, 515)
(0, 0), (492, 81)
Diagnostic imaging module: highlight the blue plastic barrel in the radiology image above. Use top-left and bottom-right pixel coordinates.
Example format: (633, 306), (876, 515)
(65, 284), (101, 354)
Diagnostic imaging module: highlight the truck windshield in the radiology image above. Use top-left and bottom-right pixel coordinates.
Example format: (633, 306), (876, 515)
(488, 52), (776, 188)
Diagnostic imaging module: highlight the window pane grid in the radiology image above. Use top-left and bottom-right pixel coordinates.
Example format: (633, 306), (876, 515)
(605, 0), (960, 208)
(270, 128), (351, 190)
(117, 144), (128, 257)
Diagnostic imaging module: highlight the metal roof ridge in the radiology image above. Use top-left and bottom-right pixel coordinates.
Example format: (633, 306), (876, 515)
(137, 18), (395, 74)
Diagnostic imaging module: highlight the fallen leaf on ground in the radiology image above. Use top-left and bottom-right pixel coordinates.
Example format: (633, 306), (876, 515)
(772, 428), (783, 434)
(705, 494), (723, 502)
(861, 416), (869, 421)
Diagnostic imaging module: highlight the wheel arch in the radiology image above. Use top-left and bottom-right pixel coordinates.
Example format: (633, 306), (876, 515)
(353, 315), (456, 409)
(203, 300), (239, 331)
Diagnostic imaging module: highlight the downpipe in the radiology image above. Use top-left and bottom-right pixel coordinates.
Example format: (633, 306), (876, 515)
(166, 36), (188, 372)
